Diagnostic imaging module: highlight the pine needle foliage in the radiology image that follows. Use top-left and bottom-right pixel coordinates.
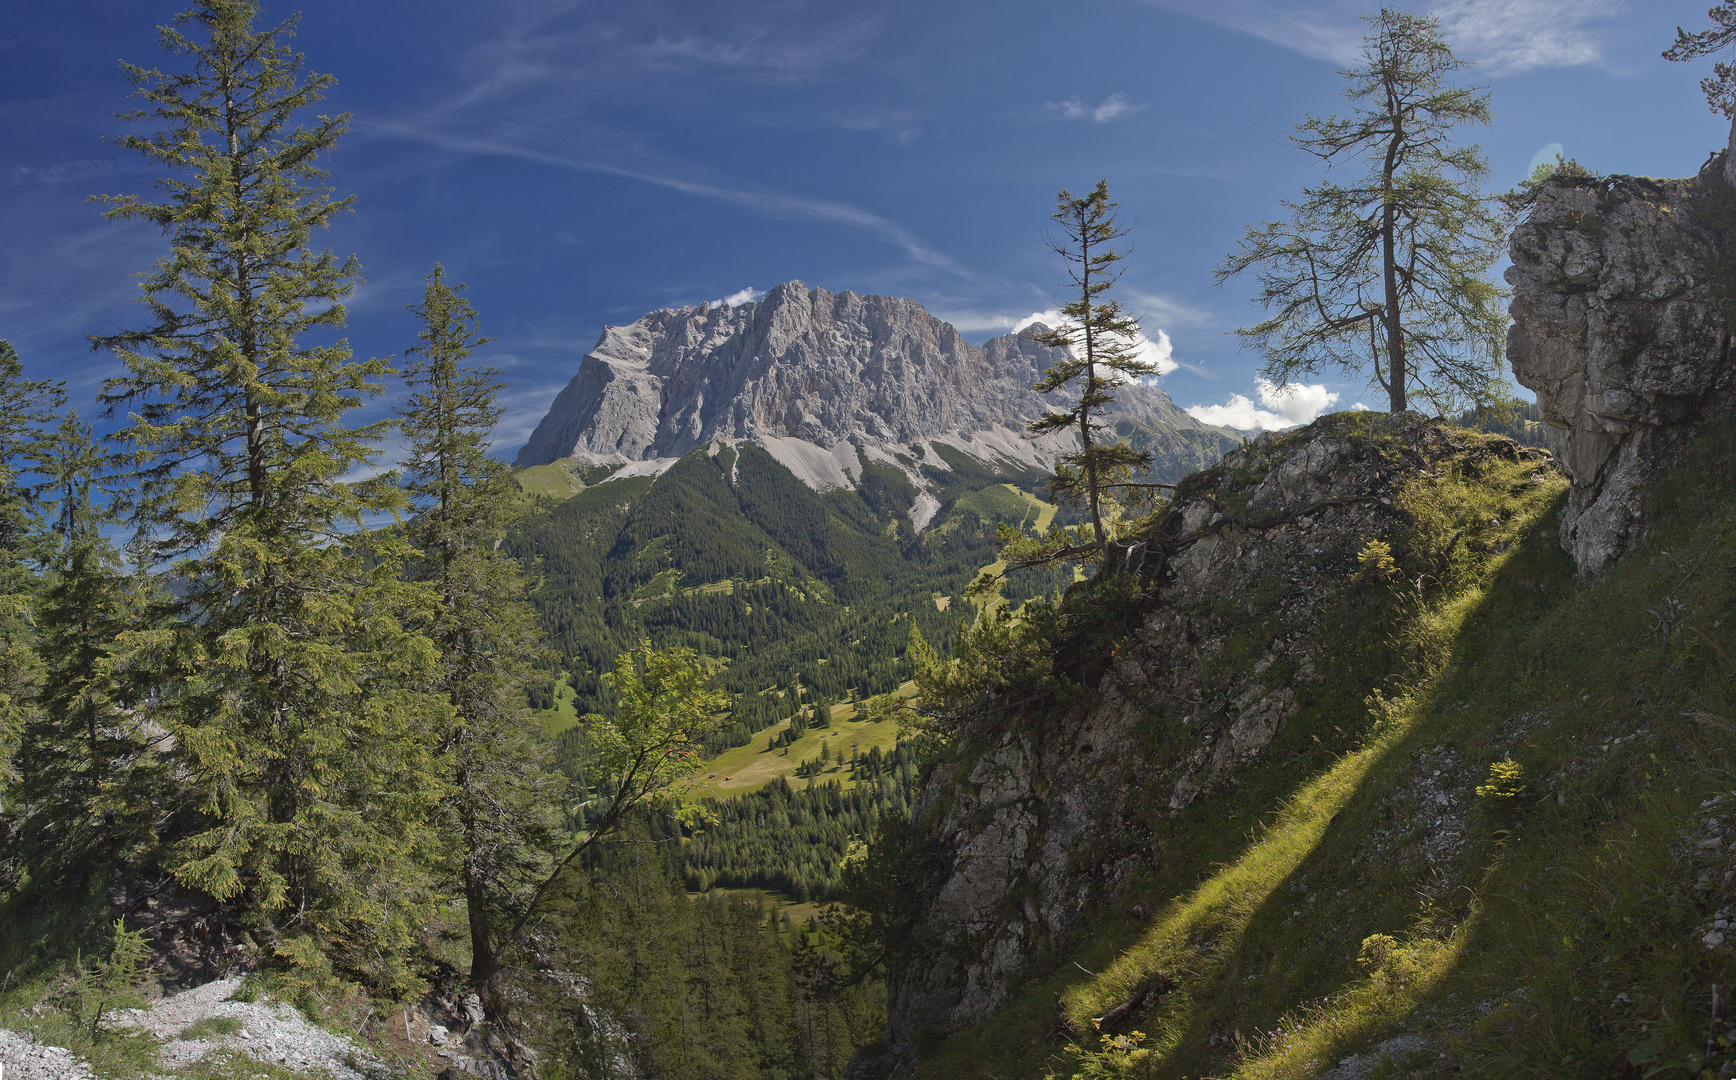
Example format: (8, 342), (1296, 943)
(1664, 3), (1736, 116)
(90, 0), (439, 991)
(1215, 8), (1507, 415)
(1027, 180), (1158, 551)
(397, 265), (564, 998)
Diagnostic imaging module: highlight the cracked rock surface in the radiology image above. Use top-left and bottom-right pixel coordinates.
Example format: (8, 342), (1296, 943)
(1507, 152), (1736, 577)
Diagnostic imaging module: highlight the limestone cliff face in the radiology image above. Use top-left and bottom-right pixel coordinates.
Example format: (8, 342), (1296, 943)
(883, 417), (1552, 1042)
(514, 281), (1233, 495)
(1507, 157), (1736, 577)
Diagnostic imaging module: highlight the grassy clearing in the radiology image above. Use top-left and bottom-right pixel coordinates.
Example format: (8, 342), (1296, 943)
(701, 886), (827, 938)
(915, 423), (1736, 1079)
(532, 671), (583, 737)
(515, 461), (588, 499)
(694, 693), (906, 799)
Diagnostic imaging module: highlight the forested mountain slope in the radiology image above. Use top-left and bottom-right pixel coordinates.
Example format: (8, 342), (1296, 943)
(505, 284), (1241, 748)
(859, 151), (1736, 1079)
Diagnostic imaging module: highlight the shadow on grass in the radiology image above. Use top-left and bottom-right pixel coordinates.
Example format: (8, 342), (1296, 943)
(911, 420), (1736, 1079)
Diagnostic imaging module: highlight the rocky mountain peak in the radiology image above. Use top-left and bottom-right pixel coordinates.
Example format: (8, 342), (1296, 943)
(514, 281), (1227, 494)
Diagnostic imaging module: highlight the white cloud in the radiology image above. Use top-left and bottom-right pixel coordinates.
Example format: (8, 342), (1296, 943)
(712, 286), (763, 307)
(1004, 310), (1178, 375)
(1433, 0), (1622, 74)
(1185, 378), (1340, 431)
(1131, 328), (1179, 376)
(1011, 308), (1063, 334)
(1039, 92), (1147, 123)
(1138, 0), (1622, 74)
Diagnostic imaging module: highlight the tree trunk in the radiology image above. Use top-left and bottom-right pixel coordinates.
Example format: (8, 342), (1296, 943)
(1382, 80), (1408, 413)
(1077, 204), (1105, 546)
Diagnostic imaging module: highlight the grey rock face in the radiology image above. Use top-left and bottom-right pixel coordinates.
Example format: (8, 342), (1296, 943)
(1506, 158), (1736, 577)
(515, 280), (1228, 489)
(884, 418), (1551, 1043)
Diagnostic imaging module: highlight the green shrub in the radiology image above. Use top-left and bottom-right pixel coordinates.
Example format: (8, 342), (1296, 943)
(1475, 758), (1527, 802)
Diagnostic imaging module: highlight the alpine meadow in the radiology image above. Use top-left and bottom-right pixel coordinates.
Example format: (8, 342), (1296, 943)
(4, 2), (1736, 1080)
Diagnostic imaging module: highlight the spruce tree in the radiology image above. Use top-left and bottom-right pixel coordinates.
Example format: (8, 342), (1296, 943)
(1027, 180), (1158, 550)
(92, 0), (437, 990)
(1215, 8), (1506, 415)
(0, 341), (63, 800)
(397, 265), (563, 999)
(14, 416), (146, 877)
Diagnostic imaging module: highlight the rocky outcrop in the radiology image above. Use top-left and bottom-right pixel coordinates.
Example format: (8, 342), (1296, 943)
(1507, 156), (1736, 577)
(885, 416), (1552, 1042)
(515, 281), (1235, 496)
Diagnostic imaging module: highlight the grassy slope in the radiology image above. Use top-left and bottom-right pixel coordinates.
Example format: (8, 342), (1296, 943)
(533, 672), (584, 737)
(516, 462), (587, 499)
(695, 694), (908, 799)
(916, 421), (1736, 1080)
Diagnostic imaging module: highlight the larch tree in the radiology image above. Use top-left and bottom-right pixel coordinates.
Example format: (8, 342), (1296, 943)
(1026, 180), (1157, 551)
(396, 265), (563, 1003)
(1215, 8), (1507, 415)
(92, 0), (439, 992)
(1665, 4), (1736, 115)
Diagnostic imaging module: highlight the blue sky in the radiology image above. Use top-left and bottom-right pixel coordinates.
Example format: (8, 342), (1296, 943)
(1, 0), (1730, 451)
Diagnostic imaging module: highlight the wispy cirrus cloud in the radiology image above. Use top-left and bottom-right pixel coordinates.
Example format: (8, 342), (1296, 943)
(364, 2), (971, 281)
(1039, 92), (1146, 123)
(369, 118), (974, 279)
(1139, 0), (1624, 74)
(9, 158), (153, 185)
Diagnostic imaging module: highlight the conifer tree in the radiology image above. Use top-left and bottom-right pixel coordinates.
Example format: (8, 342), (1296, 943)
(92, 0), (437, 989)
(1215, 8), (1506, 415)
(1027, 180), (1158, 550)
(0, 341), (63, 799)
(1665, 4), (1736, 115)
(397, 265), (563, 998)
(14, 416), (150, 876)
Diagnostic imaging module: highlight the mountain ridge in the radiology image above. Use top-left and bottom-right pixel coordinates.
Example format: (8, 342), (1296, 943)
(514, 280), (1237, 508)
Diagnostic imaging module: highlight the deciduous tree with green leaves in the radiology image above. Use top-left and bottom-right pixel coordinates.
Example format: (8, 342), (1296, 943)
(1215, 8), (1508, 416)
(1026, 180), (1158, 552)
(92, 0), (439, 992)
(397, 264), (563, 1000)
(499, 642), (727, 963)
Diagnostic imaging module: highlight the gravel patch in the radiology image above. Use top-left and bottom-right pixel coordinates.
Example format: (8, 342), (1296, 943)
(1321, 1034), (1433, 1079)
(110, 974), (386, 1078)
(0, 1028), (99, 1080)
